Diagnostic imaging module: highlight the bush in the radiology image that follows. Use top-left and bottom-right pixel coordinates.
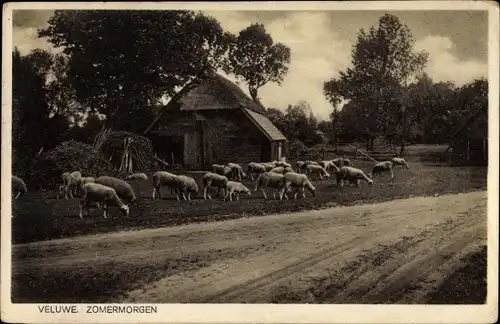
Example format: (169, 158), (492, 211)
(287, 139), (308, 160)
(31, 140), (114, 190)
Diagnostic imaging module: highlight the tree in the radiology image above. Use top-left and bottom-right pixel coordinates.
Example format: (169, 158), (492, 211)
(284, 101), (321, 147)
(12, 48), (52, 177)
(323, 14), (428, 152)
(39, 10), (233, 132)
(226, 23), (291, 110)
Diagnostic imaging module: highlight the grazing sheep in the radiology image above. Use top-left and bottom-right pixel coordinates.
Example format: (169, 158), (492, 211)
(58, 171), (82, 199)
(79, 183), (129, 219)
(175, 175), (199, 201)
(12, 175), (27, 199)
(203, 172), (229, 200)
(332, 158), (344, 168)
(212, 164), (232, 177)
(369, 161), (395, 179)
(305, 160), (319, 166)
(224, 181), (251, 201)
(283, 172), (316, 200)
(247, 162), (266, 180)
(296, 161), (305, 173)
(152, 171), (181, 200)
(336, 166), (374, 187)
(227, 162), (246, 181)
(275, 161), (292, 168)
(342, 158), (352, 167)
(391, 157), (410, 169)
(125, 172), (148, 181)
(269, 166), (285, 174)
(284, 166), (294, 174)
(95, 176), (137, 205)
(75, 176), (96, 194)
(254, 172), (289, 200)
(261, 162), (276, 171)
(305, 164), (330, 180)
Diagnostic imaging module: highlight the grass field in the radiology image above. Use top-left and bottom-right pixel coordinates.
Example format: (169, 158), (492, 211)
(12, 157), (487, 244)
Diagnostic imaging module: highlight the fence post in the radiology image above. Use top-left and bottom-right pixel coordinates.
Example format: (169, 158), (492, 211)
(466, 140), (470, 161)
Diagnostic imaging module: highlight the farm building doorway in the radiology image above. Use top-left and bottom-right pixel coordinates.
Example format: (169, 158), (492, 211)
(151, 135), (184, 166)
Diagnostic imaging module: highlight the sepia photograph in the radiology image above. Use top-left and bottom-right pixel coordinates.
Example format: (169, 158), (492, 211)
(1, 1), (498, 323)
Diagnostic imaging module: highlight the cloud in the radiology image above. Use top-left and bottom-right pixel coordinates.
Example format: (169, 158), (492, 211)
(13, 27), (59, 55)
(414, 35), (488, 86)
(207, 11), (352, 120)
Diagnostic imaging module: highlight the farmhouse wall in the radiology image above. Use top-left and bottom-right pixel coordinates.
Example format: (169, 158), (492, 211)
(150, 109), (270, 170)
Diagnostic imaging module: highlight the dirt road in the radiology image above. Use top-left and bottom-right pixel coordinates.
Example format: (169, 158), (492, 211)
(12, 191), (487, 303)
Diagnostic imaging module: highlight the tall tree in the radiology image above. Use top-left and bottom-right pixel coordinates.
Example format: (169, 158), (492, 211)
(12, 48), (52, 176)
(226, 23), (291, 110)
(324, 14), (428, 152)
(39, 10), (233, 132)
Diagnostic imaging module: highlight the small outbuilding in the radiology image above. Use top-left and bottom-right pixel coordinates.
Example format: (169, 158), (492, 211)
(144, 72), (287, 170)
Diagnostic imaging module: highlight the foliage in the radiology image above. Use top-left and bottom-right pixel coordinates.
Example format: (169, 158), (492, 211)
(323, 14), (428, 151)
(38, 10), (233, 132)
(12, 48), (52, 178)
(226, 23), (291, 107)
(31, 140), (114, 190)
(286, 139), (309, 160)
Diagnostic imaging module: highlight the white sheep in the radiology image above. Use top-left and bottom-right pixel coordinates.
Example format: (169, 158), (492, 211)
(125, 172), (148, 181)
(283, 172), (316, 200)
(336, 166), (374, 187)
(95, 176), (137, 204)
(274, 161), (292, 168)
(247, 162), (266, 180)
(269, 166), (285, 174)
(212, 164), (232, 177)
(369, 161), (395, 179)
(296, 161), (305, 173)
(57, 171), (82, 199)
(254, 171), (289, 200)
(391, 157), (410, 169)
(79, 182), (129, 219)
(224, 181), (251, 201)
(152, 171), (181, 200)
(12, 175), (27, 199)
(342, 158), (352, 167)
(203, 172), (229, 200)
(227, 162), (246, 181)
(174, 175), (199, 201)
(261, 162), (276, 171)
(305, 164), (330, 180)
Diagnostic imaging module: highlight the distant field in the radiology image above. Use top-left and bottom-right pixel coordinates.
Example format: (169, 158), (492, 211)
(12, 158), (487, 244)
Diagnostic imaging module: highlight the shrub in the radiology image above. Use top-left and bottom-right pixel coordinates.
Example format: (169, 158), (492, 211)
(31, 140), (114, 190)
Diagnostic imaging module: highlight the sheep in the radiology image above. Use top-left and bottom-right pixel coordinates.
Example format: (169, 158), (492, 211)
(79, 183), (129, 219)
(319, 160), (339, 173)
(247, 162), (266, 180)
(296, 161), (305, 173)
(254, 172), (289, 200)
(224, 181), (251, 201)
(75, 176), (96, 194)
(125, 172), (148, 181)
(227, 162), (246, 181)
(336, 166), (374, 187)
(174, 175), (199, 201)
(305, 160), (319, 166)
(212, 164), (232, 177)
(284, 166), (295, 174)
(12, 175), (27, 199)
(261, 162), (276, 171)
(332, 158), (344, 168)
(274, 161), (292, 168)
(342, 158), (352, 167)
(369, 161), (395, 179)
(391, 157), (410, 169)
(282, 172), (316, 200)
(269, 166), (285, 174)
(95, 176), (137, 205)
(152, 171), (181, 200)
(305, 164), (330, 180)
(203, 172), (229, 200)
(57, 171), (82, 199)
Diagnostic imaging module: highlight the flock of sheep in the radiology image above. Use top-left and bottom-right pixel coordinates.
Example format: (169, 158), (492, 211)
(11, 156), (410, 219)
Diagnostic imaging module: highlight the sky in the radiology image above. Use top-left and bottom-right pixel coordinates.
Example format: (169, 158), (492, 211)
(12, 9), (488, 120)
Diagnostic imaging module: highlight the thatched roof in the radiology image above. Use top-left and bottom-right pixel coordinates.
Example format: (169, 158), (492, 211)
(144, 73), (287, 142)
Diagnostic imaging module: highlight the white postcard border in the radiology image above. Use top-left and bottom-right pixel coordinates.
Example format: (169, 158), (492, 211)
(2, 1), (499, 323)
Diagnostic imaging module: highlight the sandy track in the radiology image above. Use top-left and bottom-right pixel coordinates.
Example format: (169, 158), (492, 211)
(12, 191), (487, 303)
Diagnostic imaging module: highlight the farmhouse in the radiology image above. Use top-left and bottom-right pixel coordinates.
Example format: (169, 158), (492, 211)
(449, 105), (488, 166)
(144, 72), (287, 170)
